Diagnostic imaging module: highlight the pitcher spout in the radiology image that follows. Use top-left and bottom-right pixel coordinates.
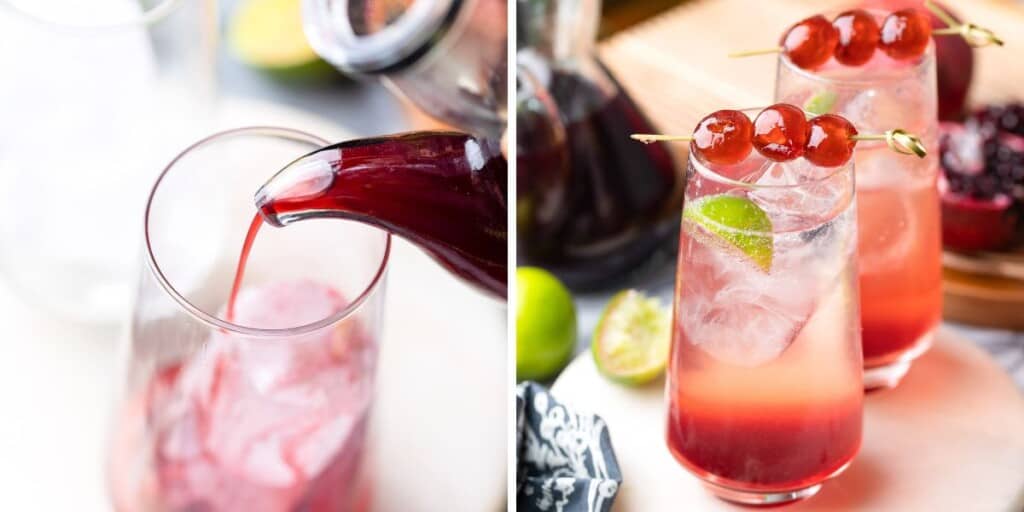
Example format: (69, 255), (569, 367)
(254, 131), (508, 298)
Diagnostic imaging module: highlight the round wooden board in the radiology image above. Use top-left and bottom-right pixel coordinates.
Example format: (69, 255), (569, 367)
(943, 251), (1024, 330)
(551, 329), (1024, 511)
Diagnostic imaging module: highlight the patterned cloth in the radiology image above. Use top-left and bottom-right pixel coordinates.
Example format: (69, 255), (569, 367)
(516, 382), (622, 512)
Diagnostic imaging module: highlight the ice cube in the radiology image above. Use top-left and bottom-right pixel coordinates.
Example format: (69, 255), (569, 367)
(680, 241), (817, 367)
(840, 82), (932, 137)
(146, 280), (373, 509)
(748, 160), (850, 233)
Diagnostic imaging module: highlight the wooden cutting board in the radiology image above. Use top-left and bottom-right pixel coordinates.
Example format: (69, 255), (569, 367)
(596, 0), (1024, 329)
(552, 329), (1024, 511)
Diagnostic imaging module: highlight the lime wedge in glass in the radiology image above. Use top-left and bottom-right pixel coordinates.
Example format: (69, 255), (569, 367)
(592, 290), (671, 386)
(229, 0), (336, 80)
(804, 90), (837, 115)
(683, 194), (773, 271)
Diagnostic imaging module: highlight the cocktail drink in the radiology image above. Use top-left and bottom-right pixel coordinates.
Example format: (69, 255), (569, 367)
(663, 107), (863, 505)
(775, 15), (942, 388)
(108, 129), (389, 511)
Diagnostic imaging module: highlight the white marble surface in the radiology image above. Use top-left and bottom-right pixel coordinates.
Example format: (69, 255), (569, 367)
(553, 330), (1024, 511)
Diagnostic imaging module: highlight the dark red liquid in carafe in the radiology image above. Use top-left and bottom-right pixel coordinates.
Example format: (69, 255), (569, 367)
(248, 132), (507, 299)
(517, 67), (681, 289)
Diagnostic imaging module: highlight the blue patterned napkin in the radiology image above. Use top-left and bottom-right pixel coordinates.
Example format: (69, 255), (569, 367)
(516, 382), (622, 512)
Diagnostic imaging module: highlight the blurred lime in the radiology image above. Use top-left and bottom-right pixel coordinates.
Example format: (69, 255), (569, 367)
(592, 289), (670, 385)
(229, 0), (337, 81)
(516, 267), (576, 381)
(804, 90), (837, 115)
(683, 194), (773, 271)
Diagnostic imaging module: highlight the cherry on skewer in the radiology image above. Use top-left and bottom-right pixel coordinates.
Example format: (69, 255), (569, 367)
(833, 9), (879, 66)
(752, 103), (808, 162)
(690, 109), (754, 165)
(631, 105), (927, 168)
(729, 1), (1002, 71)
(879, 8), (933, 60)
(779, 15), (838, 70)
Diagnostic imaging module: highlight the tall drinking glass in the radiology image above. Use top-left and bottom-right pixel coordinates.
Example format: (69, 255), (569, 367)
(666, 140), (863, 505)
(0, 0), (217, 324)
(107, 128), (389, 511)
(775, 27), (942, 389)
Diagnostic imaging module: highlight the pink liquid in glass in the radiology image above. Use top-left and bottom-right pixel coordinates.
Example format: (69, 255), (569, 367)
(109, 280), (374, 512)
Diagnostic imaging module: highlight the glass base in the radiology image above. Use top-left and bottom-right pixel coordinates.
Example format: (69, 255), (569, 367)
(700, 479), (822, 506)
(863, 330), (935, 390)
(695, 458), (853, 507)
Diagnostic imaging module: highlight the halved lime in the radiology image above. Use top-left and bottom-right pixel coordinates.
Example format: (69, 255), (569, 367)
(229, 0), (337, 81)
(683, 194), (773, 271)
(592, 290), (671, 386)
(804, 90), (837, 115)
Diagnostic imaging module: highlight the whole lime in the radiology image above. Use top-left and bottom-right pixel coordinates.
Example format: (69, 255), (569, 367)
(516, 267), (577, 381)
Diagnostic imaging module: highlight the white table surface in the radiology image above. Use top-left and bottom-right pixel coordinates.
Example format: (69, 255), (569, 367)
(0, 99), (508, 512)
(552, 329), (1024, 511)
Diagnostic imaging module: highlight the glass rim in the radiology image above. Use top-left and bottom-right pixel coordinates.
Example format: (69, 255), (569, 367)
(778, 43), (934, 87)
(143, 126), (392, 338)
(0, 0), (184, 31)
(687, 142), (852, 191)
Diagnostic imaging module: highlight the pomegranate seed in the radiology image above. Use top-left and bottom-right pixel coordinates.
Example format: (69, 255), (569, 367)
(805, 115), (859, 167)
(692, 110), (754, 165)
(833, 9), (880, 66)
(752, 104), (809, 162)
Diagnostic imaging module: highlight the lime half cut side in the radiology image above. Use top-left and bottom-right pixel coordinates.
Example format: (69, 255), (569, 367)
(592, 290), (671, 386)
(683, 194), (773, 271)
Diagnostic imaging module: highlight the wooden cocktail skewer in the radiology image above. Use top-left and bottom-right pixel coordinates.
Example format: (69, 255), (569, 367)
(632, 130), (926, 158)
(729, 1), (1002, 63)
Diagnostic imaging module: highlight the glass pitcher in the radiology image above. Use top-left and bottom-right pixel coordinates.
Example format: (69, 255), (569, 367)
(303, 0), (507, 139)
(516, 0), (682, 290)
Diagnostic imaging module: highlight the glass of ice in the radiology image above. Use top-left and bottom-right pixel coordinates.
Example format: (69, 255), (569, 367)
(0, 0), (218, 324)
(107, 128), (389, 511)
(665, 136), (863, 505)
(775, 15), (942, 389)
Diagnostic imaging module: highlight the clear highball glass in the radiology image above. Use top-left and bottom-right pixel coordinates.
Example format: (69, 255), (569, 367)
(775, 24), (942, 390)
(107, 128), (390, 511)
(0, 0), (218, 324)
(666, 143), (863, 505)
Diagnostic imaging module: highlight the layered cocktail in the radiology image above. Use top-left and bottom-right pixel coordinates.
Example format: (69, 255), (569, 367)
(655, 106), (865, 504)
(774, 10), (944, 388)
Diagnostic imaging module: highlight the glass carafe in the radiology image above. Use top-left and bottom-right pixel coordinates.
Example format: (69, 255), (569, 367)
(516, 0), (682, 290)
(303, 0), (507, 139)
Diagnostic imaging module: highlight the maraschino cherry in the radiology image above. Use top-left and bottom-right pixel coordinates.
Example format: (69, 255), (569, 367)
(631, 104), (927, 168)
(833, 9), (879, 66)
(752, 103), (809, 162)
(879, 8), (933, 60)
(691, 110), (754, 165)
(730, 1), (1002, 71)
(780, 15), (838, 70)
